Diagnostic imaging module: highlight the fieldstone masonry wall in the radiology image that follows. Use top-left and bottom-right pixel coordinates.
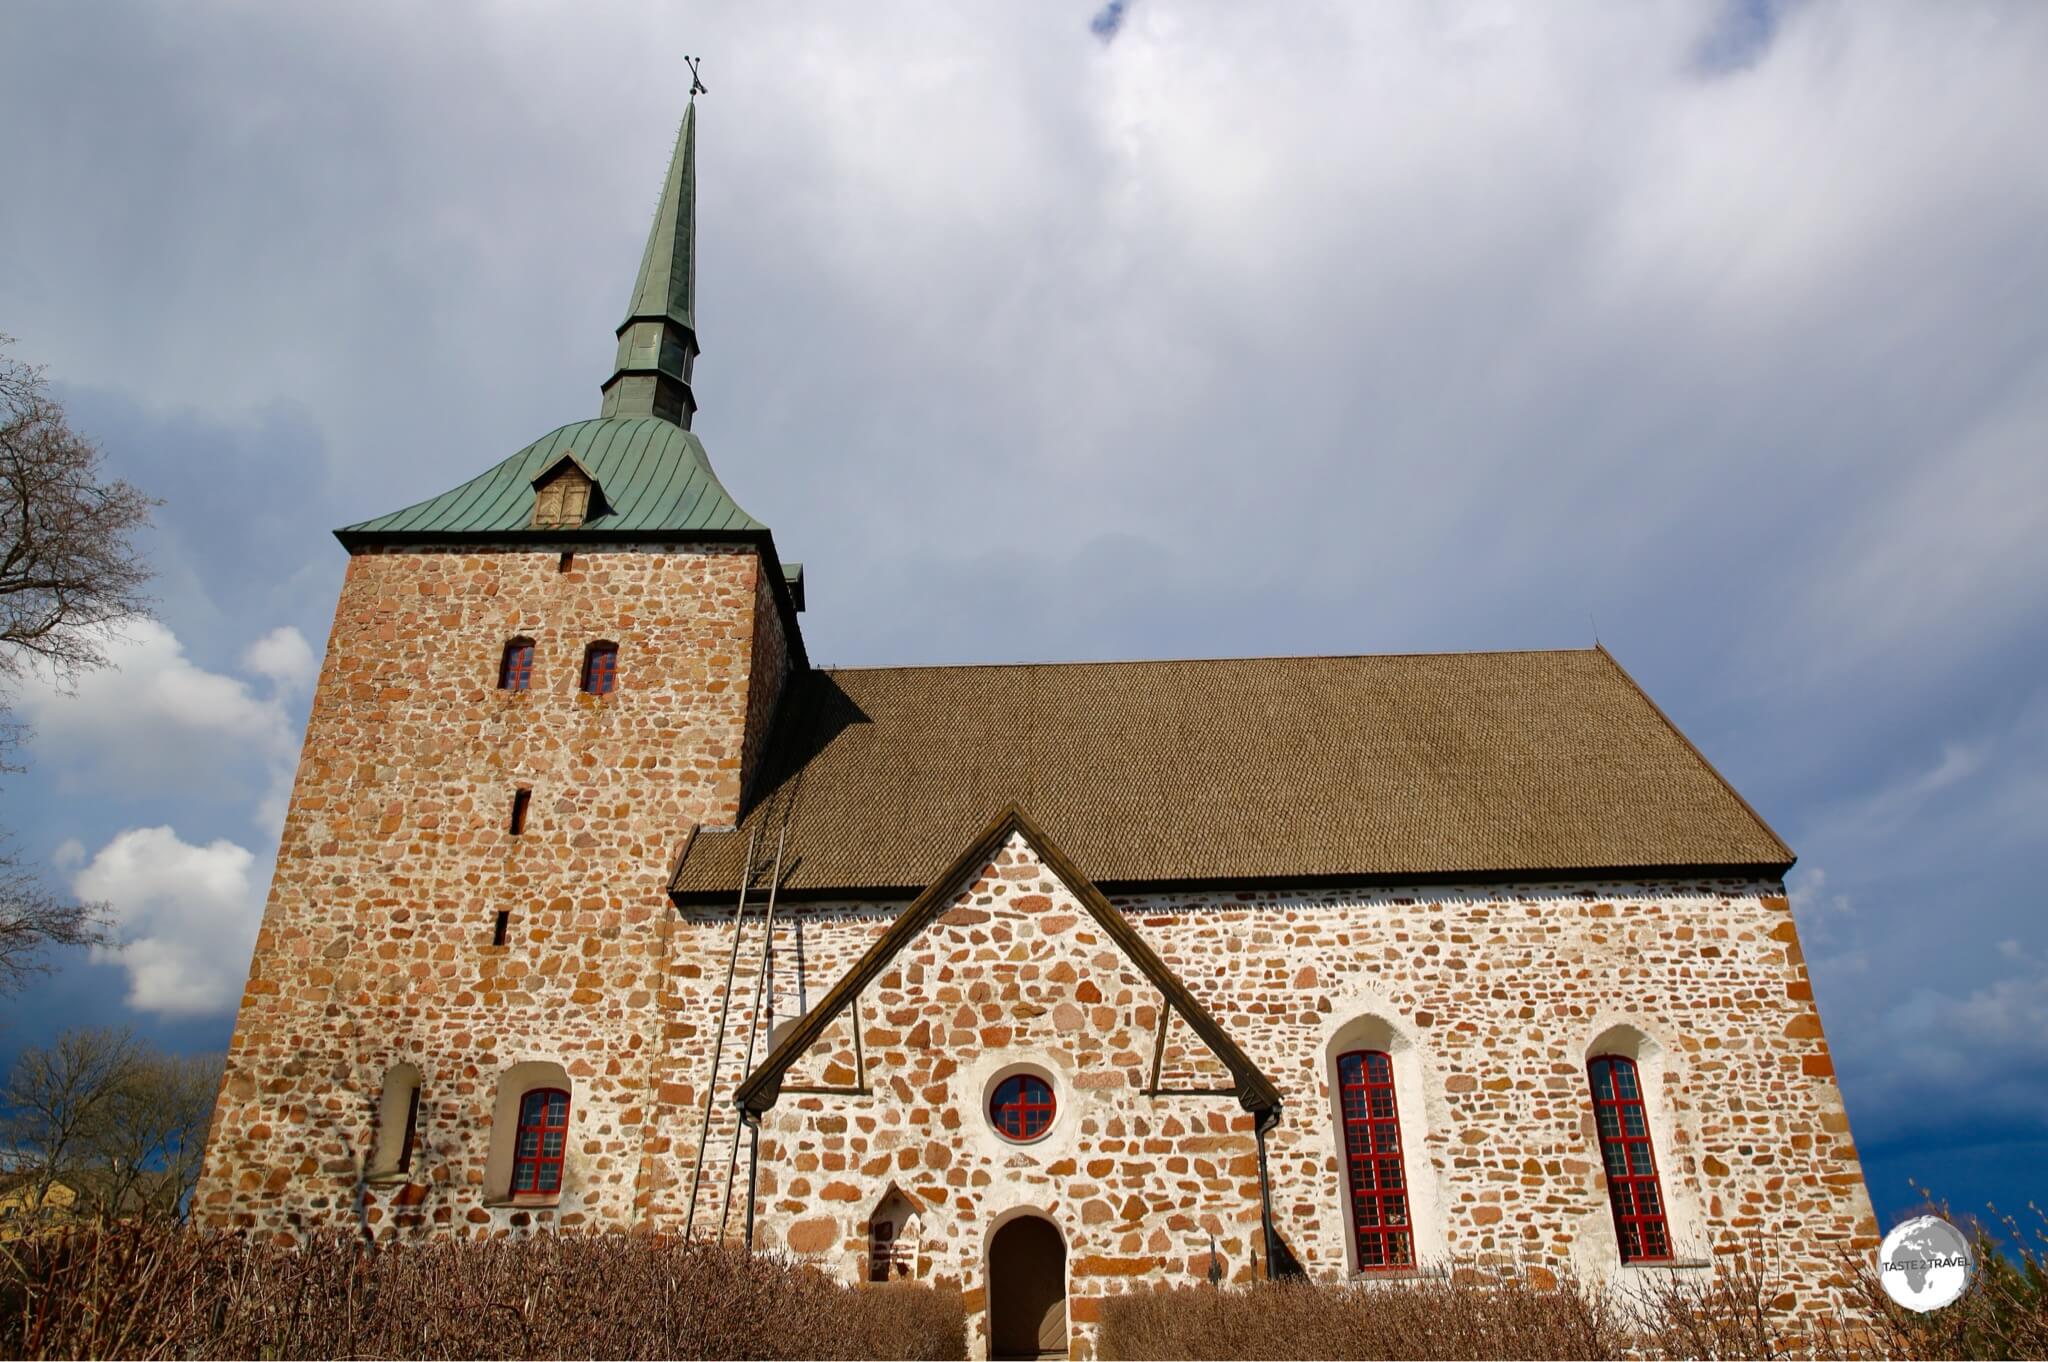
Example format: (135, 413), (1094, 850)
(197, 543), (1874, 1361)
(735, 838), (1877, 1358)
(194, 543), (786, 1235)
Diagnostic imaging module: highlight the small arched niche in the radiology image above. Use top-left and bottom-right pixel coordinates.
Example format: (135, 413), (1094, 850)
(483, 1060), (573, 1202)
(368, 1063), (422, 1179)
(1323, 1011), (1447, 1271)
(865, 1185), (922, 1283)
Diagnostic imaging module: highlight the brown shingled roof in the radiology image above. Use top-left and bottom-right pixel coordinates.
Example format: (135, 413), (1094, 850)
(672, 647), (1791, 900)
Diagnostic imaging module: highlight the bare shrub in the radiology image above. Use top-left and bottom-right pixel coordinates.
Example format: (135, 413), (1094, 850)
(1830, 1200), (2048, 1361)
(1098, 1267), (1628, 1361)
(1100, 1227), (2048, 1362)
(0, 1224), (966, 1360)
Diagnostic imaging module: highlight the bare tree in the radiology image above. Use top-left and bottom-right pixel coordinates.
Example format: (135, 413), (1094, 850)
(0, 333), (155, 686)
(90, 1049), (225, 1220)
(0, 332), (157, 991)
(1, 1028), (222, 1224)
(1, 1025), (145, 1217)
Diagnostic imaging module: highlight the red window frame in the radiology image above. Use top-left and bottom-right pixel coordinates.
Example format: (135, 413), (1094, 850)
(1589, 1055), (1671, 1262)
(1337, 1049), (1414, 1270)
(499, 640), (534, 691)
(581, 643), (618, 696)
(989, 1073), (1055, 1142)
(511, 1087), (570, 1197)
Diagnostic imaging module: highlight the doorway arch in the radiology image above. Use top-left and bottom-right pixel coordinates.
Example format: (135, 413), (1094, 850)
(988, 1213), (1067, 1360)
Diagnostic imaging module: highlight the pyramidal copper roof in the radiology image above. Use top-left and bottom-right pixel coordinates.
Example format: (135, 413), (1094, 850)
(334, 417), (765, 541)
(673, 646), (1792, 900)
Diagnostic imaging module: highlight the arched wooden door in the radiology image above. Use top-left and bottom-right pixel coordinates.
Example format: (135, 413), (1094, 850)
(988, 1215), (1067, 1359)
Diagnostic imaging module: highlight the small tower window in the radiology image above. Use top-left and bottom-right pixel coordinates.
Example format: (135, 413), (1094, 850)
(499, 639), (535, 691)
(581, 642), (619, 696)
(1589, 1054), (1671, 1262)
(509, 788), (531, 835)
(511, 1087), (570, 1196)
(397, 1087), (421, 1173)
(369, 1064), (423, 1179)
(531, 463), (594, 529)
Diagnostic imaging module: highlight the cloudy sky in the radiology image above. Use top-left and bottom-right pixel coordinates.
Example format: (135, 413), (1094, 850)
(1, 0), (2042, 1232)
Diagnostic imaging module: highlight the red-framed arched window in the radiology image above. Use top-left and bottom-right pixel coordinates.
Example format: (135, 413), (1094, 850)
(1337, 1049), (1413, 1269)
(499, 638), (535, 691)
(989, 1073), (1055, 1142)
(511, 1087), (570, 1197)
(580, 642), (618, 696)
(1588, 1055), (1670, 1262)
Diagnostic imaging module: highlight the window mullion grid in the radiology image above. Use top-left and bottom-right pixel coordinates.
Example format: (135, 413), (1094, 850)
(1592, 1058), (1671, 1263)
(1339, 1052), (1414, 1270)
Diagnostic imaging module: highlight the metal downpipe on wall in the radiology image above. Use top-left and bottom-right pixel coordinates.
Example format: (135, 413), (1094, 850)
(1255, 1108), (1283, 1279)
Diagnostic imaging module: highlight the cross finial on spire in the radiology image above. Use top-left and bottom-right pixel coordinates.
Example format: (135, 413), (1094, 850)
(685, 55), (707, 100)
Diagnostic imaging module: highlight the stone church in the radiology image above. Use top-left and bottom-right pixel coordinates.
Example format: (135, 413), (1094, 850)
(195, 102), (1879, 1358)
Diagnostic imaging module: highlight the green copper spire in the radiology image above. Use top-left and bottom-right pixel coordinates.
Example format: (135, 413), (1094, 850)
(600, 101), (700, 427)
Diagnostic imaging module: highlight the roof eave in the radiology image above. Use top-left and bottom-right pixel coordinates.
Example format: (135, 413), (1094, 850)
(670, 858), (1798, 907)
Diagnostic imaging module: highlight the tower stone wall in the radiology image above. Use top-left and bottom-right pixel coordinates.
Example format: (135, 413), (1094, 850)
(193, 542), (788, 1235)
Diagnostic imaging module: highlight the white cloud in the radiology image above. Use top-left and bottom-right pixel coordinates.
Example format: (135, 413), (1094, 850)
(1787, 864), (1853, 947)
(240, 625), (318, 692)
(72, 825), (264, 1017)
(14, 618), (308, 833)
(1876, 960), (2048, 1124)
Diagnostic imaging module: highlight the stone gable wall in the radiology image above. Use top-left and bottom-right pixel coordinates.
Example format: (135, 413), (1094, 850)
(734, 841), (1877, 1358)
(749, 836), (1267, 1360)
(193, 543), (785, 1237)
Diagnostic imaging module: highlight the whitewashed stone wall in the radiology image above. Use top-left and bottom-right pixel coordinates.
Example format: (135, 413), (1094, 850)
(731, 837), (1876, 1359)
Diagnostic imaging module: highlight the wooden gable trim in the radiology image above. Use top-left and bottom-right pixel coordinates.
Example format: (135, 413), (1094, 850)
(731, 804), (1284, 1124)
(529, 451), (601, 488)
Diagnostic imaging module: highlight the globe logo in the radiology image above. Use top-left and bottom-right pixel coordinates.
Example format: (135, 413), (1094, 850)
(1878, 1214), (1974, 1312)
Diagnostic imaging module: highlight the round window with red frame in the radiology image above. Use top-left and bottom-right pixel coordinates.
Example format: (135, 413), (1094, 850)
(989, 1072), (1056, 1142)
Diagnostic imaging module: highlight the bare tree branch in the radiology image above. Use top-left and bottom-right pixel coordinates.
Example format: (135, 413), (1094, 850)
(0, 332), (153, 988)
(0, 333), (156, 689)
(0, 842), (108, 994)
(1, 1026), (147, 1216)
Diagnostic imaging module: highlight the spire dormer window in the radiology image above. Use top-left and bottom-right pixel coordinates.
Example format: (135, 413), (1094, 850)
(532, 461), (595, 530)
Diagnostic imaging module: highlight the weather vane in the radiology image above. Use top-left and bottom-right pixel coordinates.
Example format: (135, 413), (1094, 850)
(684, 55), (708, 99)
